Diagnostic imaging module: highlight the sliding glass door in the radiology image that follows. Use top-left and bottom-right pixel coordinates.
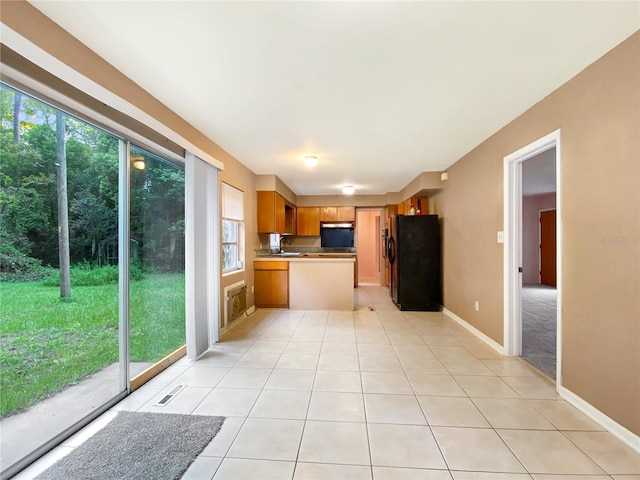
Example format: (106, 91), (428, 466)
(128, 146), (186, 387)
(0, 85), (124, 475)
(0, 86), (187, 477)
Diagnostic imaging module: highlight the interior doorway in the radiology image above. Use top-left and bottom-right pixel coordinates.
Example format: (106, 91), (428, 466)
(504, 129), (562, 386)
(356, 208), (383, 286)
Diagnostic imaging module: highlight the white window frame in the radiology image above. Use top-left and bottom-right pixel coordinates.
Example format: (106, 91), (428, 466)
(221, 183), (244, 274)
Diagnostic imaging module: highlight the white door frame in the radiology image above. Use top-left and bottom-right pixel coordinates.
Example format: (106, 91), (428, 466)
(503, 129), (563, 387)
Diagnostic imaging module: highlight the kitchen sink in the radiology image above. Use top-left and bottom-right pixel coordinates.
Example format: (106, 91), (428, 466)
(274, 252), (302, 257)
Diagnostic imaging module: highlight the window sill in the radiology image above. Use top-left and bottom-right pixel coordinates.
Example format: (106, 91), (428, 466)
(222, 269), (245, 278)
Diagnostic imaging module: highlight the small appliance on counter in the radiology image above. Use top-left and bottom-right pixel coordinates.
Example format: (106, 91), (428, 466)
(387, 214), (441, 311)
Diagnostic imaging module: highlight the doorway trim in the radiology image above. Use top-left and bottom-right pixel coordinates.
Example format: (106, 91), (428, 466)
(503, 129), (562, 387)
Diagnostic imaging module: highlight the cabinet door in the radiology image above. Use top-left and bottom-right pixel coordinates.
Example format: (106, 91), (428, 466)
(275, 193), (286, 234)
(257, 191), (276, 233)
(254, 270), (271, 307)
(337, 207), (355, 222)
(320, 207), (338, 222)
(297, 207), (320, 236)
(271, 270), (289, 307)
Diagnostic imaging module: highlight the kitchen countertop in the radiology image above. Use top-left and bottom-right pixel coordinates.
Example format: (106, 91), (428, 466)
(255, 253), (355, 261)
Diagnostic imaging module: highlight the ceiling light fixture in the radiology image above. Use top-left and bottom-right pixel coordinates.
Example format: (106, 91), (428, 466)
(303, 155), (318, 167)
(342, 185), (355, 195)
(131, 155), (146, 170)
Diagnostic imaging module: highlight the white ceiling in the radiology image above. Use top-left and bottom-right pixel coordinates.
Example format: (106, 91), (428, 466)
(30, 1), (639, 196)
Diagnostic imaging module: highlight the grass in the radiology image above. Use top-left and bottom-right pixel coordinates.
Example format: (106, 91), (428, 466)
(0, 273), (185, 417)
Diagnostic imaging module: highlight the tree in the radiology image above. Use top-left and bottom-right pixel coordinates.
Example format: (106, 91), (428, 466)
(55, 111), (71, 298)
(70, 194), (117, 259)
(13, 92), (22, 142)
(0, 133), (51, 278)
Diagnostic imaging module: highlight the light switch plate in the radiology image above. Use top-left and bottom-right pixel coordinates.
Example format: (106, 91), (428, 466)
(497, 231), (504, 243)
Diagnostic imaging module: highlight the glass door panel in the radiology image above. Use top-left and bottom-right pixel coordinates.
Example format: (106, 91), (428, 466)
(0, 85), (124, 476)
(128, 146), (185, 387)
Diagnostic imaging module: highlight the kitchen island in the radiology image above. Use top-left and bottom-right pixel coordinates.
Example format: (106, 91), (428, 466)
(254, 254), (355, 311)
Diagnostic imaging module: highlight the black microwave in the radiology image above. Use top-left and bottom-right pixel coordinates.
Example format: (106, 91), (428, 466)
(320, 224), (355, 248)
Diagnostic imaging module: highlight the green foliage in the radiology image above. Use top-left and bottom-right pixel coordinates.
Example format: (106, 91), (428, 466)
(0, 274), (185, 416)
(0, 248), (53, 282)
(1, 84), (185, 273)
(41, 263), (143, 287)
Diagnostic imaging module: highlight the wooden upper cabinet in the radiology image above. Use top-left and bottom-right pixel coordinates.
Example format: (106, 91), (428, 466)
(274, 193), (286, 233)
(397, 196), (428, 215)
(257, 191), (288, 233)
(320, 207), (337, 222)
(320, 206), (355, 222)
(297, 207), (320, 236)
(415, 197), (427, 214)
(337, 207), (355, 222)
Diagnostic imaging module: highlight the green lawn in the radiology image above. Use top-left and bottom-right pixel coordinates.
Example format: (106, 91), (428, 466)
(0, 273), (185, 417)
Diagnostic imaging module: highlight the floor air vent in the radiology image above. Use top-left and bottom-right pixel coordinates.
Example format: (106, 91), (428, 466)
(368, 306), (376, 311)
(155, 385), (185, 406)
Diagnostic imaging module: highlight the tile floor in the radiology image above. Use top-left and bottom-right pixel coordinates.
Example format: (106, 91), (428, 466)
(15, 287), (640, 479)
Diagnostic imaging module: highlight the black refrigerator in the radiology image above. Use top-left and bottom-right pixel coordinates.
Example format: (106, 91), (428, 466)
(388, 214), (441, 311)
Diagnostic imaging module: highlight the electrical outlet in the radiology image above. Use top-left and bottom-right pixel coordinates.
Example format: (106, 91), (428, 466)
(497, 231), (504, 243)
(251, 285), (255, 293)
(474, 300), (479, 311)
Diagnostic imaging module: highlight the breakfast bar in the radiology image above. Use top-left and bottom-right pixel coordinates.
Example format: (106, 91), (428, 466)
(254, 254), (355, 311)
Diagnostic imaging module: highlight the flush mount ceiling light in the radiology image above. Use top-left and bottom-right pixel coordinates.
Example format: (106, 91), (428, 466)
(303, 155), (318, 167)
(131, 155), (146, 170)
(342, 185), (355, 195)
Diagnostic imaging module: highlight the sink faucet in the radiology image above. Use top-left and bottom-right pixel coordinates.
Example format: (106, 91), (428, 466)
(279, 234), (290, 253)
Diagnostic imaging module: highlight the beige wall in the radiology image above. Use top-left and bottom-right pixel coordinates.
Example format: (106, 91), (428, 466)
(256, 174), (298, 205)
(430, 32), (639, 435)
(399, 172), (444, 202)
(296, 194), (387, 207)
(522, 193), (557, 284)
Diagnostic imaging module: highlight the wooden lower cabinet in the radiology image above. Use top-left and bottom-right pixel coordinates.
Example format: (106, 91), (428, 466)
(254, 261), (289, 308)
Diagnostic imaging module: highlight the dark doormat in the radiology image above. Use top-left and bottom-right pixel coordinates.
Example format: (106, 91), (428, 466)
(35, 412), (225, 480)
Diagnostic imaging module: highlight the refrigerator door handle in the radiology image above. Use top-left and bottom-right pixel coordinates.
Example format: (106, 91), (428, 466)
(388, 237), (396, 264)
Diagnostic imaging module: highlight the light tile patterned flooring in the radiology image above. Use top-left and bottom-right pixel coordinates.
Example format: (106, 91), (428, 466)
(16, 287), (640, 479)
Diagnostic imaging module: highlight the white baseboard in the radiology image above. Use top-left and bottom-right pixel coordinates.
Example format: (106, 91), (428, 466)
(441, 308), (640, 453)
(558, 386), (640, 453)
(246, 305), (256, 316)
(442, 307), (504, 354)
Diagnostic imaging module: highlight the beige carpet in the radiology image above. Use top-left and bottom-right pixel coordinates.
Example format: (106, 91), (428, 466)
(522, 284), (557, 379)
